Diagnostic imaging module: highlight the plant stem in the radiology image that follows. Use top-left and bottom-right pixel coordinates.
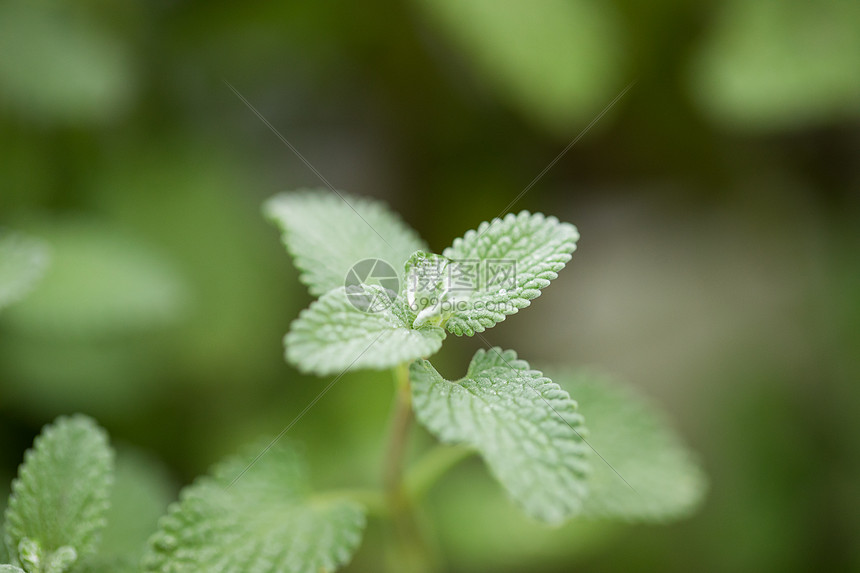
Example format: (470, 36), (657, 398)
(383, 362), (413, 501)
(312, 488), (388, 518)
(405, 444), (475, 501)
(382, 363), (435, 573)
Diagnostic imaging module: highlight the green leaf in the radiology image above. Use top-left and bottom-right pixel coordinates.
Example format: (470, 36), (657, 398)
(413, 0), (623, 132)
(690, 0), (860, 130)
(3, 220), (187, 337)
(0, 232), (50, 312)
(556, 371), (707, 521)
(4, 415), (114, 573)
(410, 348), (590, 524)
(441, 211), (579, 336)
(144, 442), (365, 573)
(286, 286), (445, 375)
(0, 1), (134, 123)
(265, 190), (426, 297)
(0, 565), (25, 573)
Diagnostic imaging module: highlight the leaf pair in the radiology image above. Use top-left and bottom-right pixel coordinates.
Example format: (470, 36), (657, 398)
(265, 190), (578, 375)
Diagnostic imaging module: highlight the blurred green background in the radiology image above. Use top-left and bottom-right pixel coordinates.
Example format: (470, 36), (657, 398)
(1, 0), (859, 571)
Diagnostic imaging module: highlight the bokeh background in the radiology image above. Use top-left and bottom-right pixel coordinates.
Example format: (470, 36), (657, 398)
(1, 1), (859, 571)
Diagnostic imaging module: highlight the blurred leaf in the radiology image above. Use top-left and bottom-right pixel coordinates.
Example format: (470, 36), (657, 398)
(0, 232), (49, 312)
(265, 190), (426, 297)
(415, 0), (624, 131)
(0, 531), (7, 564)
(0, 1), (134, 123)
(144, 441), (365, 573)
(0, 565), (24, 573)
(4, 219), (187, 337)
(690, 0), (860, 130)
(286, 287), (445, 375)
(97, 448), (174, 566)
(0, 474), (8, 564)
(557, 371), (707, 521)
(411, 348), (589, 524)
(441, 211), (579, 336)
(91, 136), (297, 395)
(4, 415), (113, 572)
(426, 460), (619, 572)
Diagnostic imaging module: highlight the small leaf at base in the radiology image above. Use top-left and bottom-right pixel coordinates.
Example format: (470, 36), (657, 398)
(143, 441), (365, 573)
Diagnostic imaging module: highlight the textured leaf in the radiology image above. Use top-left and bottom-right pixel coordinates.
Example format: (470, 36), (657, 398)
(442, 211), (579, 335)
(410, 348), (590, 524)
(414, 0), (623, 132)
(144, 442), (365, 573)
(556, 371), (707, 521)
(0, 232), (50, 312)
(4, 415), (114, 572)
(286, 286), (445, 375)
(0, 565), (25, 573)
(265, 190), (426, 297)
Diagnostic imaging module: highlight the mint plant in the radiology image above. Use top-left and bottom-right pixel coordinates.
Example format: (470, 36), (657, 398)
(0, 191), (705, 573)
(257, 190), (703, 566)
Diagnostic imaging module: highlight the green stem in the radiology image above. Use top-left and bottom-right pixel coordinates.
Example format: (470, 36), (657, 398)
(313, 488), (388, 518)
(382, 363), (435, 573)
(383, 363), (412, 501)
(405, 444), (475, 501)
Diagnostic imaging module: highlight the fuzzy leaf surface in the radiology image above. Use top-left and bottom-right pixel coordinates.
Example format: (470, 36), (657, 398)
(410, 348), (589, 523)
(265, 190), (426, 297)
(144, 442), (365, 573)
(442, 211), (578, 335)
(4, 415), (113, 572)
(286, 287), (445, 375)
